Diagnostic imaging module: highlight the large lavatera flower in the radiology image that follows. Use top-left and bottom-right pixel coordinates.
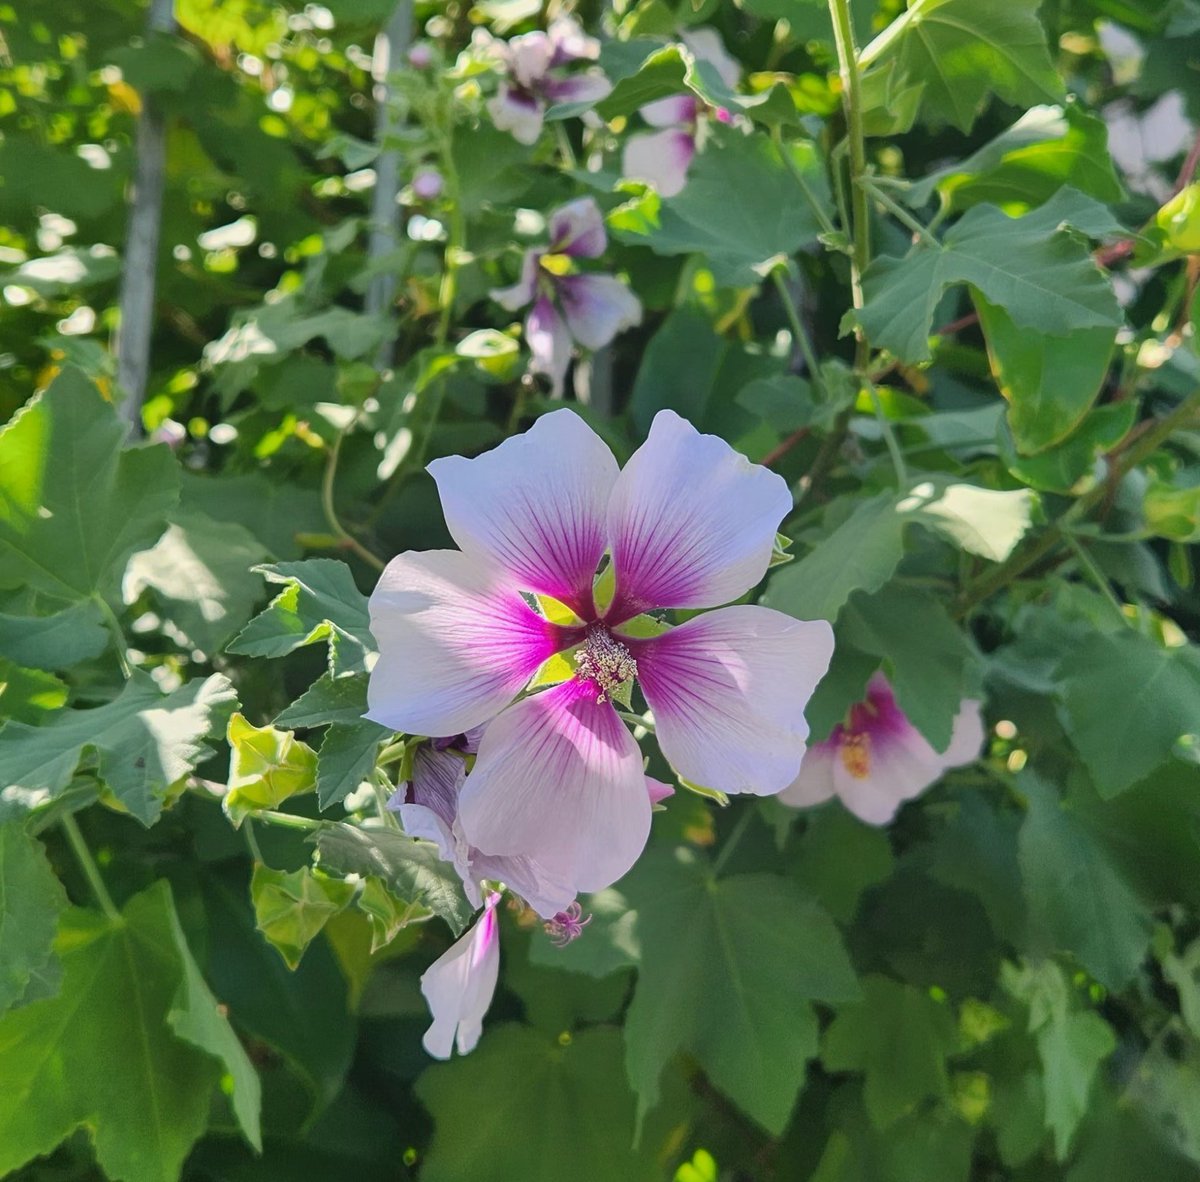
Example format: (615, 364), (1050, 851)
(367, 408), (834, 901)
(491, 197), (641, 397)
(778, 673), (985, 825)
(480, 17), (612, 146)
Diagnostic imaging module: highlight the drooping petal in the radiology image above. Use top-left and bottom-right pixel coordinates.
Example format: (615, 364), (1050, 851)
(490, 249), (540, 312)
(487, 85), (545, 145)
(776, 742), (839, 809)
(526, 295), (573, 397)
(940, 699), (986, 767)
(645, 776), (675, 805)
(606, 410), (794, 620)
(420, 895), (501, 1059)
(427, 408), (618, 616)
(366, 550), (568, 736)
(542, 72), (613, 109)
(632, 605), (835, 796)
(465, 845), (577, 919)
(547, 196), (608, 259)
(639, 94), (699, 128)
(457, 679), (651, 895)
(397, 800), (458, 865)
(621, 128), (696, 197)
(558, 274), (643, 350)
(506, 30), (555, 88)
(681, 27), (741, 89)
(409, 745), (466, 829)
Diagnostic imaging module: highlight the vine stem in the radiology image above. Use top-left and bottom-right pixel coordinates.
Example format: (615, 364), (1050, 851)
(867, 382), (908, 488)
(711, 808), (755, 877)
(321, 425), (386, 571)
(1063, 533), (1131, 628)
(61, 815), (121, 922)
(770, 268), (825, 394)
(93, 594), (133, 679)
(860, 176), (939, 248)
(256, 810), (324, 832)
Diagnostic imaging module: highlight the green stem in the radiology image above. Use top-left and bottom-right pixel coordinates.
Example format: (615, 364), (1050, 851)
(62, 814), (120, 921)
(93, 594), (133, 679)
(771, 268), (825, 396)
(617, 710), (655, 733)
(243, 817), (264, 864)
(712, 808), (755, 877)
(867, 381), (909, 488)
(322, 426), (386, 571)
(1063, 533), (1133, 628)
(372, 771), (402, 829)
(256, 809), (324, 832)
(773, 127), (838, 239)
(860, 176), (940, 248)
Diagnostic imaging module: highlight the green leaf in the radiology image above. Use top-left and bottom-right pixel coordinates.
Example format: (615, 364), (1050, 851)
(0, 881), (260, 1181)
(123, 509), (270, 653)
(821, 975), (960, 1129)
(355, 875), (431, 952)
(313, 823), (474, 936)
(858, 190), (1122, 363)
(762, 494), (906, 623)
(226, 559), (374, 676)
(1056, 631), (1200, 797)
(860, 0), (1063, 133)
(275, 672), (373, 728)
(998, 402), (1136, 493)
(613, 125), (831, 286)
(624, 848), (858, 1133)
(1144, 480), (1200, 542)
(899, 480), (1036, 562)
(976, 295), (1117, 454)
(223, 712), (318, 826)
(0, 821), (66, 1016)
(0, 600), (109, 671)
(0, 672), (237, 826)
(791, 806), (895, 924)
(316, 719), (387, 810)
(595, 43), (688, 119)
(1002, 959), (1115, 1158)
(0, 368), (179, 604)
(526, 884), (642, 978)
(251, 864), (356, 970)
(0, 657), (68, 724)
(1017, 773), (1152, 990)
(416, 1025), (684, 1182)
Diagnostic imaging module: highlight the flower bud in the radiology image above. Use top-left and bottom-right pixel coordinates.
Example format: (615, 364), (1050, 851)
(407, 42), (433, 69)
(412, 167), (444, 201)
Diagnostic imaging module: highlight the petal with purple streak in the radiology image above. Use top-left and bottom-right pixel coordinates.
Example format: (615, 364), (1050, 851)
(558, 274), (643, 350)
(622, 129), (696, 197)
(428, 408), (618, 616)
(606, 410), (794, 619)
(542, 72), (613, 109)
(458, 679), (651, 895)
(548, 16), (600, 64)
(490, 249), (540, 312)
(366, 549), (569, 737)
(487, 85), (544, 145)
(632, 605), (835, 796)
(639, 94), (699, 128)
(420, 894), (501, 1058)
(506, 30), (555, 88)
(525, 295), (573, 397)
(547, 196), (608, 259)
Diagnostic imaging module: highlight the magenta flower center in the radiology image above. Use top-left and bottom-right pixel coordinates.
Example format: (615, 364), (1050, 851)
(574, 625), (637, 703)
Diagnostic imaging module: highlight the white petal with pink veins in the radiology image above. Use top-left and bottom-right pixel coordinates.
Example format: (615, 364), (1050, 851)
(420, 895), (501, 1058)
(622, 128), (696, 197)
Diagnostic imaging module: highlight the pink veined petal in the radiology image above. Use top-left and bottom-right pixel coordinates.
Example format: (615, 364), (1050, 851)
(465, 844), (577, 919)
(681, 27), (741, 89)
(366, 549), (569, 737)
(777, 742), (839, 809)
(606, 409), (794, 620)
(409, 746), (466, 829)
(420, 895), (501, 1059)
(487, 85), (545, 145)
(542, 72), (613, 109)
(621, 128), (696, 198)
(632, 605), (835, 796)
(557, 274), (643, 350)
(490, 249), (540, 312)
(645, 776), (675, 805)
(507, 30), (555, 89)
(940, 699), (986, 767)
(640, 94), (698, 128)
(547, 196), (608, 259)
(832, 720), (945, 826)
(526, 295), (573, 397)
(427, 408), (618, 617)
(457, 679), (651, 895)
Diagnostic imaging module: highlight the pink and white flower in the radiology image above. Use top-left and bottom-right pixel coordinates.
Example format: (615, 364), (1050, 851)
(491, 197), (641, 396)
(367, 408), (834, 899)
(778, 673), (985, 825)
(480, 17), (612, 146)
(621, 29), (740, 197)
(420, 892), (501, 1059)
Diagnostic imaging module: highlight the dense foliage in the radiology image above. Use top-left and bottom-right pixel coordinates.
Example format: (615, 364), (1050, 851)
(1, 0), (1200, 1179)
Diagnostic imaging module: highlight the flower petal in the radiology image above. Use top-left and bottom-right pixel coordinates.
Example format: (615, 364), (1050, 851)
(645, 776), (675, 805)
(941, 699), (986, 766)
(621, 128), (696, 197)
(547, 197), (608, 259)
(427, 408), (618, 616)
(487, 85), (544, 144)
(681, 28), (741, 89)
(832, 724), (943, 826)
(466, 846), (577, 919)
(548, 16), (600, 63)
(458, 679), (651, 895)
(366, 550), (567, 736)
(606, 410), (793, 619)
(506, 31), (554, 89)
(639, 95), (698, 128)
(397, 801), (458, 865)
(420, 895), (501, 1059)
(526, 295), (573, 397)
(543, 72), (613, 108)
(558, 274), (642, 350)
(632, 605), (835, 795)
(490, 249), (540, 312)
(777, 743), (838, 809)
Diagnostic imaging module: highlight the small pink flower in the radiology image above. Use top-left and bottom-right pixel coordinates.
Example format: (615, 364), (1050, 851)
(411, 167), (444, 201)
(420, 892), (501, 1058)
(778, 673), (985, 825)
(480, 17), (611, 145)
(367, 409), (834, 899)
(407, 42), (433, 69)
(491, 197), (641, 396)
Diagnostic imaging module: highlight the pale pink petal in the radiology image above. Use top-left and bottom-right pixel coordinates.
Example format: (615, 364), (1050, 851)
(427, 408), (618, 616)
(526, 295), (573, 397)
(465, 845), (576, 919)
(645, 776), (675, 805)
(832, 723), (944, 826)
(366, 550), (568, 736)
(507, 31), (554, 88)
(488, 85), (544, 144)
(490, 249), (540, 312)
(548, 196), (608, 259)
(458, 679), (651, 895)
(548, 16), (600, 63)
(777, 742), (839, 809)
(940, 699), (986, 767)
(543, 72), (613, 108)
(640, 94), (698, 128)
(631, 605), (835, 796)
(420, 895), (501, 1058)
(409, 746), (465, 828)
(681, 27), (741, 89)
(621, 129), (696, 197)
(606, 410), (793, 620)
(397, 801), (458, 865)
(558, 274), (642, 350)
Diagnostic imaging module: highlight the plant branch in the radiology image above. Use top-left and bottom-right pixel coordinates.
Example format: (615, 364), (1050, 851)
(322, 426), (386, 571)
(62, 814), (121, 922)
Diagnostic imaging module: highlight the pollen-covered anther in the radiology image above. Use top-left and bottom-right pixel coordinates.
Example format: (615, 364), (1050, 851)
(575, 627), (637, 703)
(839, 732), (872, 779)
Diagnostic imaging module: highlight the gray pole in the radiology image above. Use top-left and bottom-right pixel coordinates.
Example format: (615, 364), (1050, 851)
(115, 0), (175, 436)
